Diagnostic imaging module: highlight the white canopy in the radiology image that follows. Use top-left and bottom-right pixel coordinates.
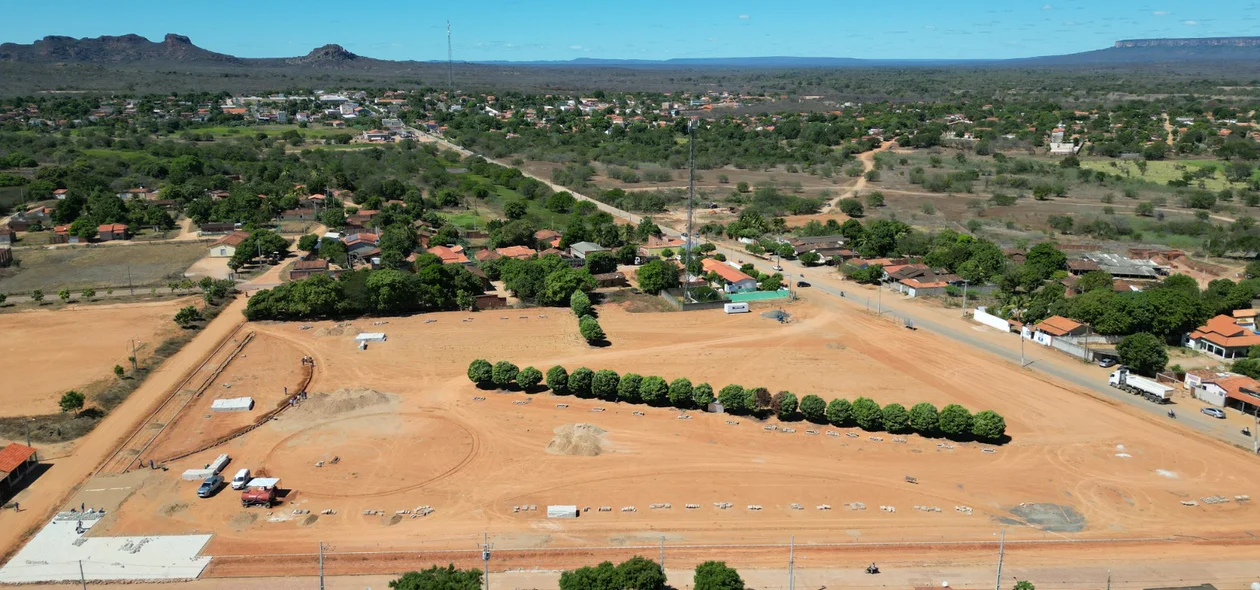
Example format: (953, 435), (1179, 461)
(355, 333), (387, 342)
(210, 397), (254, 412)
(245, 478), (280, 489)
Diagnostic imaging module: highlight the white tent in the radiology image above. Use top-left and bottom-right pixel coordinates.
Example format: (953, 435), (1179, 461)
(245, 478), (280, 489)
(210, 397), (254, 412)
(546, 505), (578, 519)
(355, 333), (387, 342)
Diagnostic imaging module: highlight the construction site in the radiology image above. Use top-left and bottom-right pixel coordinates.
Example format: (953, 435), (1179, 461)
(2, 290), (1260, 588)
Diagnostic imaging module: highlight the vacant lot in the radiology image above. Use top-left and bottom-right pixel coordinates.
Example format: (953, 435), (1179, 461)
(0, 298), (189, 416)
(81, 288), (1260, 579)
(0, 242), (207, 294)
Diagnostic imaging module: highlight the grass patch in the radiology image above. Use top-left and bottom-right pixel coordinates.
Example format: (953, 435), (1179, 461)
(0, 242), (207, 294)
(0, 299), (230, 444)
(600, 289), (677, 313)
(80, 148), (153, 163)
(1081, 159), (1231, 191)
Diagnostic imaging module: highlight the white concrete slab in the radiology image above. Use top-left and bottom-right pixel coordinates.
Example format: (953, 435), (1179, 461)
(0, 515), (212, 583)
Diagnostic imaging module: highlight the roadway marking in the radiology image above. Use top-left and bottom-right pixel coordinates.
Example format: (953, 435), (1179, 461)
(83, 487), (132, 492)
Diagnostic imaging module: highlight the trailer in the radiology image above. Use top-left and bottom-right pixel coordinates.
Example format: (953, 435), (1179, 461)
(724, 302), (750, 314)
(1109, 368), (1173, 403)
(546, 505), (579, 519)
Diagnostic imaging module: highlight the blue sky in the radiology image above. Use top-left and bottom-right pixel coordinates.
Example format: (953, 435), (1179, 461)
(3, 0), (1257, 61)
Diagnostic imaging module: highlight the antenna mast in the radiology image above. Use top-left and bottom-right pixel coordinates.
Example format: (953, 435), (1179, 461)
(447, 21), (454, 95)
(683, 117), (697, 303)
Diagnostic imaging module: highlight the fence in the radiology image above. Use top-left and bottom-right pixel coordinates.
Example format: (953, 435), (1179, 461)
(728, 290), (792, 303)
(972, 306), (1011, 332)
(659, 289), (728, 312)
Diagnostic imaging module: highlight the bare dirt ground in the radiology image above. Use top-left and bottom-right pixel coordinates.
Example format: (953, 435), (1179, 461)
(78, 291), (1260, 578)
(0, 242), (209, 293)
(0, 298), (193, 417)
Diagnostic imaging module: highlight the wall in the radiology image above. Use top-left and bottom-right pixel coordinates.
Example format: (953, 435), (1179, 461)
(972, 306), (1011, 332)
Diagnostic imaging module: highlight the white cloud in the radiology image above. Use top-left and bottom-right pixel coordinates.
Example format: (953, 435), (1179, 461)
(1153, 10), (1169, 15)
(924, 25), (937, 30)
(1042, 4), (1053, 9)
(738, 14), (750, 19)
(1183, 19), (1199, 25)
(569, 45), (583, 49)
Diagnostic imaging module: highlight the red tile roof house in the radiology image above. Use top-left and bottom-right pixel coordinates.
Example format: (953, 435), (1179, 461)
(474, 249), (502, 263)
(428, 245), (470, 265)
(96, 223), (128, 241)
(342, 232), (380, 256)
(701, 258), (758, 293)
(0, 442), (39, 495)
(534, 229), (562, 248)
(495, 245), (537, 260)
(1031, 315), (1089, 346)
(1185, 314), (1260, 360)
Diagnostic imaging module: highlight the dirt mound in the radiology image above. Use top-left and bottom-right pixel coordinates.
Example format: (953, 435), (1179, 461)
(299, 388), (396, 418)
(229, 512), (258, 529)
(159, 502), (188, 516)
(546, 423), (609, 456)
(313, 323), (354, 337)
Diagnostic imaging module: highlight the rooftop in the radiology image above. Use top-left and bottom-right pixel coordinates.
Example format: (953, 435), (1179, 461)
(0, 443), (36, 475)
(1190, 314), (1260, 349)
(1036, 315), (1085, 336)
(701, 258), (756, 285)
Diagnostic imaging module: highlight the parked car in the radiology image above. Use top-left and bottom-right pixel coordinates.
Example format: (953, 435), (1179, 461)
(231, 468), (251, 490)
(1201, 407), (1226, 419)
(197, 474), (224, 498)
(796, 281), (811, 288)
(772, 265), (784, 271)
(1098, 358), (1118, 368)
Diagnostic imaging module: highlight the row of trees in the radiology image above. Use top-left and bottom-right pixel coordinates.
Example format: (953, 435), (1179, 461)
(467, 360), (1008, 443)
(387, 558), (749, 590)
(571, 290), (606, 344)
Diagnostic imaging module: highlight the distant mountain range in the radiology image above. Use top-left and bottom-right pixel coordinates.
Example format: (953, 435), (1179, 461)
(2, 34), (1260, 69)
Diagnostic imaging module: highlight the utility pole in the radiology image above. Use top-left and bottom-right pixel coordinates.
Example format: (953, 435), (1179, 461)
(447, 22), (454, 96)
(659, 535), (664, 570)
(1106, 569), (1111, 590)
(683, 117), (697, 304)
(79, 560), (86, 590)
(480, 532), (493, 590)
(877, 280), (882, 315)
(318, 541), (324, 590)
(25, 418), (32, 447)
(127, 265), (134, 296)
(787, 535), (796, 590)
(130, 339), (138, 371)
(994, 529), (1006, 590)
(960, 280), (969, 317)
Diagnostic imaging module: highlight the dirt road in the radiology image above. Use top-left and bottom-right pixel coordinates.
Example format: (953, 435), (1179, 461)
(0, 295), (247, 563)
(824, 140), (891, 211)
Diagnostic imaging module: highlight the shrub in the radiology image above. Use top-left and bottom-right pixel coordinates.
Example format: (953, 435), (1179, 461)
(517, 366), (543, 391)
(881, 403), (911, 433)
(718, 385), (747, 414)
(618, 373), (644, 403)
(592, 370), (621, 400)
(569, 367), (594, 397)
(692, 383), (715, 408)
(546, 365), (569, 395)
(640, 376), (669, 405)
(908, 402), (939, 435)
(825, 398), (853, 426)
(939, 404), (973, 438)
(570, 290), (592, 317)
(467, 359), (493, 385)
(579, 315), (606, 343)
(491, 361), (519, 389)
(668, 378), (694, 408)
(971, 410), (1007, 442)
(799, 394), (827, 423)
(852, 397), (883, 431)
(772, 391), (799, 421)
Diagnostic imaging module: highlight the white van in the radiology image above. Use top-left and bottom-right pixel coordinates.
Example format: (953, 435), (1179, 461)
(724, 302), (750, 314)
(231, 468), (251, 490)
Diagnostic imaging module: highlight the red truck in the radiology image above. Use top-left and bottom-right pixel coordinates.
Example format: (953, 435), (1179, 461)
(241, 487), (277, 508)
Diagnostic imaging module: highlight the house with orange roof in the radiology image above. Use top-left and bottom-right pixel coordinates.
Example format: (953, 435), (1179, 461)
(1031, 315), (1089, 346)
(701, 258), (757, 293)
(210, 231), (250, 257)
(0, 442), (38, 495)
(1185, 314), (1260, 359)
(1186, 372), (1260, 412)
(495, 245), (537, 260)
(428, 244), (470, 265)
(97, 223), (128, 242)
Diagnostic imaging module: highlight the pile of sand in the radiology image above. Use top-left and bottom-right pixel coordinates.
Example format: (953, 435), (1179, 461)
(313, 323), (355, 338)
(288, 388), (397, 421)
(546, 424), (609, 456)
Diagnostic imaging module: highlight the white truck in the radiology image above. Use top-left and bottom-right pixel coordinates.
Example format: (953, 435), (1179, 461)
(1109, 368), (1173, 404)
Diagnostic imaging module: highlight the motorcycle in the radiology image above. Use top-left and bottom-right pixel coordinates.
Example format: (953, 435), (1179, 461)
(1244, 427), (1252, 437)
(1167, 410), (1176, 419)
(865, 564), (880, 575)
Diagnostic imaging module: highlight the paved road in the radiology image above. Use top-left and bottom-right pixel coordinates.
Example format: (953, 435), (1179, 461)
(415, 129), (1260, 452)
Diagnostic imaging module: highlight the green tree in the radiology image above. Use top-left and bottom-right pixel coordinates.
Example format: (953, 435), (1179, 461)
(517, 366), (543, 391)
(826, 398), (853, 426)
(59, 390), (86, 415)
(617, 556), (667, 590)
(1135, 201), (1156, 216)
(569, 367), (594, 397)
(559, 561), (621, 590)
(908, 402), (939, 435)
(772, 391), (799, 421)
(798, 251), (821, 266)
(852, 397), (883, 430)
(1117, 332), (1168, 377)
(113, 364), (125, 379)
(668, 378), (694, 408)
(467, 359), (493, 387)
(694, 561), (745, 590)
(635, 259), (679, 295)
(1025, 242), (1067, 280)
(838, 198), (865, 217)
(82, 288), (96, 300)
(504, 200), (527, 220)
(546, 365), (569, 395)
(881, 402), (911, 433)
(297, 234), (319, 252)
(593, 369), (621, 400)
(58, 288), (71, 304)
(31, 289), (44, 304)
(640, 376), (669, 405)
(542, 267), (597, 306)
(718, 384), (747, 414)
(692, 382), (715, 408)
(585, 251), (618, 275)
(1013, 581), (1035, 590)
(0, 293), (6, 306)
(579, 315), (606, 343)
(570, 290), (593, 317)
(618, 373), (644, 403)
(939, 404), (973, 439)
(388, 564), (482, 590)
(1076, 270), (1113, 293)
(492, 361), (519, 389)
(799, 394), (827, 423)
(971, 410), (1007, 442)
(174, 305), (204, 328)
